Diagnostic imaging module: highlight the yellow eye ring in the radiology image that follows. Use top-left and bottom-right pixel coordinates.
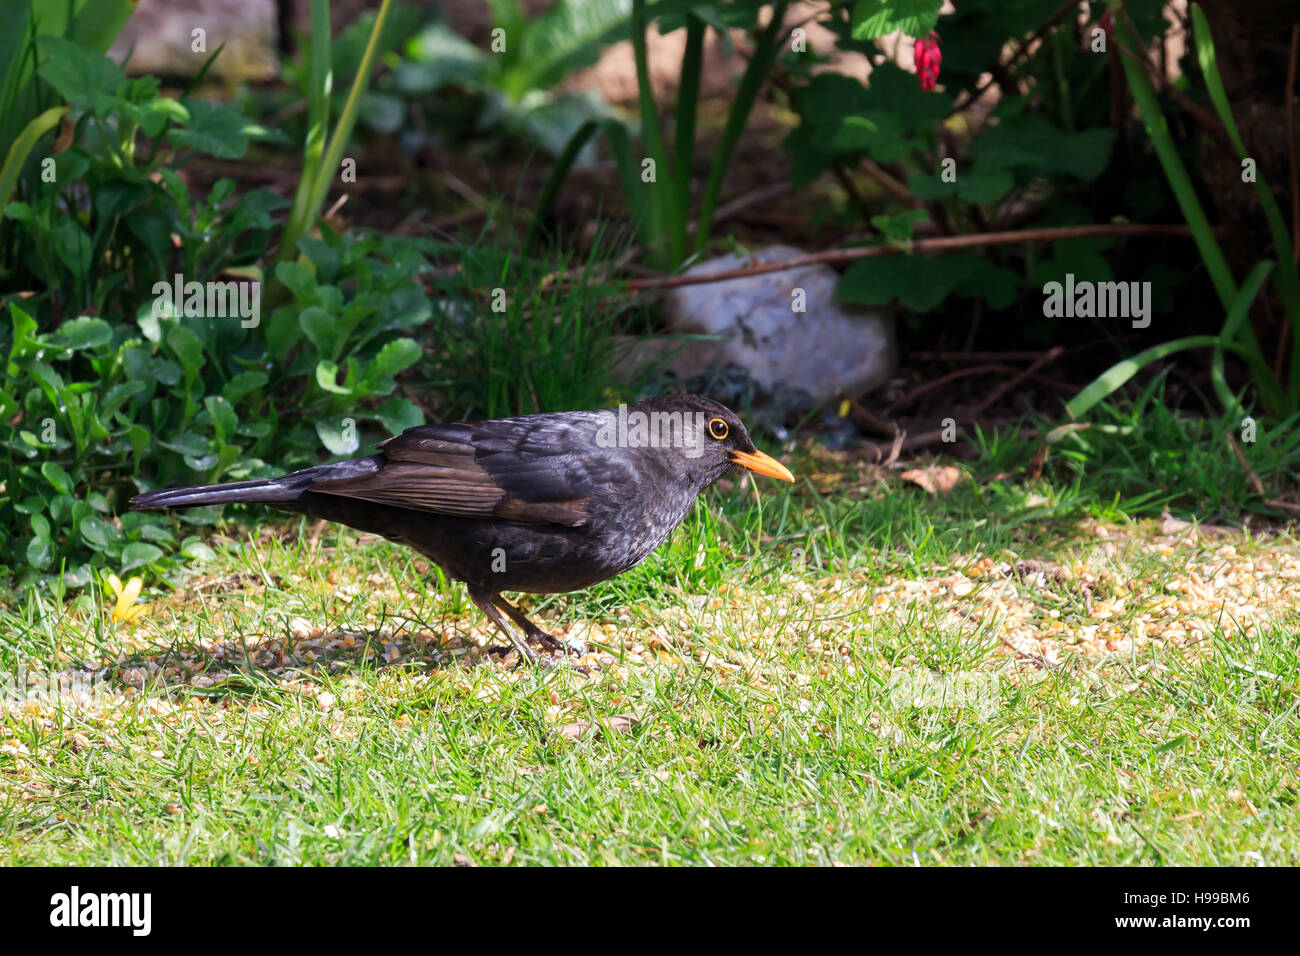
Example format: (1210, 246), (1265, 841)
(708, 417), (729, 440)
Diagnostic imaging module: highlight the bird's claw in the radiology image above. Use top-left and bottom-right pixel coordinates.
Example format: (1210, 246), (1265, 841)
(532, 654), (590, 676)
(532, 631), (587, 658)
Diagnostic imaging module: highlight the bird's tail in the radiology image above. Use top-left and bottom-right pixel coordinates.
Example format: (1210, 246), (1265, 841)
(129, 470), (321, 511)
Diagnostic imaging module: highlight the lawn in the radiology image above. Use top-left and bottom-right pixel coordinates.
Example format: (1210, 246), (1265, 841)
(3, 455), (1297, 865)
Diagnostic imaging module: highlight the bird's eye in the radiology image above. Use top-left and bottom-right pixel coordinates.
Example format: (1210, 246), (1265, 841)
(708, 418), (729, 440)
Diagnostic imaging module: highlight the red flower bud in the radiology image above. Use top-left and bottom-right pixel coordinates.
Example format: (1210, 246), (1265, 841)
(914, 31), (942, 92)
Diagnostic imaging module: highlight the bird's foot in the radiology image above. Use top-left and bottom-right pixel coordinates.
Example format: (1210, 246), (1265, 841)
(486, 643), (538, 666)
(535, 654), (590, 676)
(488, 641), (589, 674)
(531, 630), (587, 658)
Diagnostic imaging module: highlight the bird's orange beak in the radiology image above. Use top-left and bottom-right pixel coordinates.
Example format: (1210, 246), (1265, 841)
(729, 448), (794, 482)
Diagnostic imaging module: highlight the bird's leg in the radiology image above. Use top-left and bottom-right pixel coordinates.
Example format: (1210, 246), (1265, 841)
(494, 596), (587, 657)
(468, 589), (539, 665)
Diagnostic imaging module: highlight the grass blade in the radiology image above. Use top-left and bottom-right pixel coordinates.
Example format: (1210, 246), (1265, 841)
(1190, 3), (1300, 397)
(1115, 11), (1282, 412)
(630, 0), (677, 264)
(308, 0), (392, 222)
(1067, 335), (1264, 420)
(695, 0), (788, 253)
(527, 118), (646, 251)
(673, 14), (705, 247)
(0, 105), (66, 209)
(278, 0), (335, 263)
(1211, 260), (1275, 419)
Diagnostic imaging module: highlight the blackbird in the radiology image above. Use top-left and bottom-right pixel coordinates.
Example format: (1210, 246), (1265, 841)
(130, 394), (793, 664)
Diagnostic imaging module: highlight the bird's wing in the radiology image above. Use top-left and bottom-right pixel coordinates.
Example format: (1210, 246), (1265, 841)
(306, 415), (616, 527)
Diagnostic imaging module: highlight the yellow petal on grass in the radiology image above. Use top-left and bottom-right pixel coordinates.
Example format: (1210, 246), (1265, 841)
(106, 573), (147, 624)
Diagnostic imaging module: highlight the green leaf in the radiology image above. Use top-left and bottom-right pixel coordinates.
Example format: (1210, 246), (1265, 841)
(102, 381), (148, 420)
(36, 35), (126, 109)
(870, 209), (930, 243)
(359, 91), (405, 135)
(52, 219), (93, 279)
(862, 63), (947, 132)
(4, 201), (34, 223)
(222, 370), (269, 402)
(137, 522), (174, 544)
(79, 514), (117, 550)
(851, 0), (942, 40)
(1028, 245), (1113, 289)
(508, 0), (632, 94)
(227, 189), (290, 234)
(26, 536), (52, 569)
(839, 253), (982, 311)
(49, 494), (76, 524)
(137, 305), (164, 344)
(126, 208), (172, 270)
(27, 360), (66, 408)
(7, 303), (39, 372)
(315, 361), (352, 395)
(797, 73), (870, 126)
(127, 425), (151, 468)
(299, 306), (338, 358)
(153, 357), (181, 386)
(40, 461), (73, 494)
(275, 261), (318, 303)
(394, 23), (488, 92)
(167, 99), (253, 159)
(204, 395), (238, 442)
(820, 111), (908, 159)
(120, 542), (164, 572)
(316, 416), (361, 456)
(955, 259), (1022, 311)
(45, 316), (112, 351)
(375, 396), (424, 435)
(368, 338), (422, 378)
(958, 169), (1015, 204)
(180, 537), (217, 562)
(972, 117), (1116, 181)
(159, 432), (210, 457)
(904, 164), (1013, 204)
(165, 325), (204, 378)
(125, 91), (189, 137)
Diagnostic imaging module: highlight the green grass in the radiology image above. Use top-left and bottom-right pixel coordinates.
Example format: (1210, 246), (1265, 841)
(972, 377), (1300, 522)
(416, 232), (646, 422)
(3, 456), (1298, 865)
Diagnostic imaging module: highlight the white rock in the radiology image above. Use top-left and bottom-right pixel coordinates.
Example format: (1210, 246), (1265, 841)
(661, 245), (895, 403)
(113, 0), (278, 82)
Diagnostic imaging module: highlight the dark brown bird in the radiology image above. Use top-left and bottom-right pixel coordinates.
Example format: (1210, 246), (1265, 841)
(130, 395), (793, 664)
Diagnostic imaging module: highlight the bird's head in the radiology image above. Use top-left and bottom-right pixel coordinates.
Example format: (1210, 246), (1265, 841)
(619, 395), (794, 490)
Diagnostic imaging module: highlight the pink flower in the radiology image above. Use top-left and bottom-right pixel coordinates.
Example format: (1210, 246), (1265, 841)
(914, 31), (942, 92)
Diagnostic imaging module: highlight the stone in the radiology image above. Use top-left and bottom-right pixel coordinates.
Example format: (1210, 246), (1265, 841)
(112, 0), (278, 82)
(659, 245), (895, 405)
